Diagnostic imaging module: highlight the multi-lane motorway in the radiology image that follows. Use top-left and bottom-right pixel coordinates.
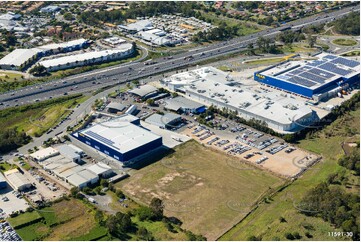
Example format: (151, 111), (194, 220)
(0, 5), (359, 109)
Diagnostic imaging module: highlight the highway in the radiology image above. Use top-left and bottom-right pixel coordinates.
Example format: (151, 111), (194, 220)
(0, 5), (358, 110)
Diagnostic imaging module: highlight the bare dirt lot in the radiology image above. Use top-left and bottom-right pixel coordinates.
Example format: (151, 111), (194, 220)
(117, 140), (284, 240)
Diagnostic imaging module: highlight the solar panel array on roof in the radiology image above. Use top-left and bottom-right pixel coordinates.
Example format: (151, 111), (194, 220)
(85, 131), (118, 149)
(299, 72), (325, 84)
(324, 55), (338, 60)
(306, 60), (325, 67)
(288, 76), (316, 87)
(331, 57), (359, 68)
(318, 63), (352, 76)
(309, 68), (335, 79)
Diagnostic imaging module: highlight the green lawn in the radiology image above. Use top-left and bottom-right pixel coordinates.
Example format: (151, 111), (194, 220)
(16, 221), (51, 241)
(11, 198), (108, 241)
(341, 50), (360, 57)
(0, 95), (89, 137)
(7, 211), (43, 229)
(0, 72), (24, 83)
(0, 162), (18, 172)
(244, 57), (285, 65)
(199, 10), (265, 36)
(70, 225), (108, 241)
(220, 107), (360, 241)
(131, 216), (188, 241)
(332, 38), (358, 46)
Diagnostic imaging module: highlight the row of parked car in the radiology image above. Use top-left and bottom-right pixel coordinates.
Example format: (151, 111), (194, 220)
(0, 209), (21, 241)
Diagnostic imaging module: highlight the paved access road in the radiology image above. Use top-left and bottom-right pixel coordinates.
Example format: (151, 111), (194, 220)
(0, 5), (358, 109)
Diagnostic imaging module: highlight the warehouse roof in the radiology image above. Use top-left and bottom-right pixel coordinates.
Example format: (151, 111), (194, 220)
(259, 53), (360, 90)
(128, 84), (158, 97)
(0, 48), (40, 67)
(42, 155), (72, 170)
(86, 162), (112, 176)
(106, 102), (126, 112)
(37, 38), (88, 51)
(39, 44), (133, 68)
(55, 144), (80, 161)
(67, 144), (84, 154)
(76, 118), (161, 153)
(60, 166), (85, 178)
(53, 162), (79, 177)
(165, 96), (204, 111)
(30, 147), (60, 161)
(4, 169), (31, 190)
(67, 173), (88, 187)
(0, 172), (6, 183)
(119, 20), (153, 31)
(145, 113), (181, 128)
(183, 74), (313, 126)
(162, 66), (235, 87)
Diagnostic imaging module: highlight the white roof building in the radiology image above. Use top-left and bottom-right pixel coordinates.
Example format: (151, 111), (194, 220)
(0, 48), (40, 69)
(38, 44), (133, 71)
(162, 67), (317, 132)
(86, 162), (113, 178)
(30, 147), (60, 162)
(55, 144), (81, 162)
(4, 169), (32, 191)
(128, 84), (158, 98)
(67, 169), (99, 188)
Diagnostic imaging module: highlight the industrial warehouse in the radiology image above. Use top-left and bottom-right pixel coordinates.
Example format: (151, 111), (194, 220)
(161, 66), (317, 132)
(72, 114), (163, 162)
(0, 38), (89, 70)
(38, 43), (134, 72)
(30, 144), (114, 189)
(254, 53), (360, 101)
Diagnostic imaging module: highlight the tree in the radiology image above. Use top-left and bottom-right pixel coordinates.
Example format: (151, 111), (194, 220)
(135, 206), (155, 221)
(307, 34), (317, 48)
(116, 189), (125, 199)
(146, 99), (155, 106)
(29, 65), (47, 76)
(63, 12), (74, 21)
(100, 179), (109, 187)
(4, 32), (17, 47)
(150, 197), (164, 220)
(137, 227), (154, 240)
(247, 43), (254, 55)
(106, 212), (133, 236)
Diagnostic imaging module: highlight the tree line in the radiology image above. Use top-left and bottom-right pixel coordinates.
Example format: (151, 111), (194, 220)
(299, 182), (359, 240)
(78, 1), (199, 26)
(0, 128), (31, 154)
(332, 12), (360, 36)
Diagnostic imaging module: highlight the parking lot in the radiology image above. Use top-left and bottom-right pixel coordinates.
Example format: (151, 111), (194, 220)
(181, 123), (318, 178)
(0, 185), (29, 216)
(0, 213), (21, 241)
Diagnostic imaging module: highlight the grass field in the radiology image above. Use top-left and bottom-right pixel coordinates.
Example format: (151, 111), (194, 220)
(117, 140), (284, 240)
(16, 221), (51, 241)
(332, 38), (358, 46)
(220, 107), (360, 241)
(7, 211), (43, 229)
(281, 44), (318, 53)
(244, 57), (285, 65)
(0, 95), (88, 136)
(199, 11), (265, 36)
(12, 199), (108, 241)
(0, 162), (18, 172)
(341, 50), (360, 57)
(131, 216), (188, 241)
(0, 71), (24, 82)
